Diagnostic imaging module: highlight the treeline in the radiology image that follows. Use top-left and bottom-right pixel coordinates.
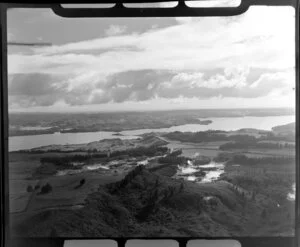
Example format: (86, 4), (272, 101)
(165, 131), (260, 143)
(158, 155), (187, 165)
(227, 154), (295, 166)
(157, 147), (186, 165)
(219, 141), (295, 150)
(40, 146), (169, 166)
(40, 155), (90, 166)
(109, 165), (145, 193)
(9, 128), (58, 137)
(260, 132), (295, 142)
(20, 149), (89, 154)
(164, 131), (295, 144)
(164, 131), (227, 143)
(111, 146), (168, 158)
(168, 149), (182, 156)
(27, 183), (52, 194)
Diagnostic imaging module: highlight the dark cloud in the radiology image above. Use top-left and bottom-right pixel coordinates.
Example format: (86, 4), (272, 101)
(93, 69), (174, 103)
(103, 69), (173, 90)
(8, 73), (67, 107)
(9, 73), (58, 96)
(93, 69), (291, 103)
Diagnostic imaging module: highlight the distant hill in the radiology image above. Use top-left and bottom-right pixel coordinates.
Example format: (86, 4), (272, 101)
(272, 122), (295, 134)
(21, 136), (167, 153)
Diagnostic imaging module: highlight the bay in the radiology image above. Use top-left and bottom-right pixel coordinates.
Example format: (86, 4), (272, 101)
(9, 115), (295, 151)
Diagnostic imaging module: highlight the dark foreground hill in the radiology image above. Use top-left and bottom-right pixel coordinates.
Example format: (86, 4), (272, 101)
(11, 165), (294, 237)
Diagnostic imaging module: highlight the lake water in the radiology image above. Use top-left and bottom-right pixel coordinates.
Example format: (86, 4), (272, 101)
(9, 115), (295, 151)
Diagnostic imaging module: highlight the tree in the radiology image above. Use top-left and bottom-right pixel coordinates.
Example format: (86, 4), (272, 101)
(26, 185), (33, 192)
(40, 183), (52, 194)
(34, 184), (40, 191)
(180, 182), (184, 192)
(80, 179), (85, 186)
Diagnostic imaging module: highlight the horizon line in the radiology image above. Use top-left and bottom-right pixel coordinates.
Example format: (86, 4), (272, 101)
(8, 106), (295, 114)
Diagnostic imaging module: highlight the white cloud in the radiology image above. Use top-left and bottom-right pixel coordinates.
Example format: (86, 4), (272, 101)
(9, 6), (294, 76)
(7, 6), (296, 111)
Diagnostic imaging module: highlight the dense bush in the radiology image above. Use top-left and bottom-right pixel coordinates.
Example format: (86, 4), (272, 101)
(40, 183), (53, 194)
(111, 146), (168, 158)
(219, 141), (294, 150)
(110, 165), (145, 193)
(227, 154), (295, 166)
(26, 185), (33, 192)
(40, 155), (90, 166)
(193, 156), (211, 165)
(80, 179), (86, 186)
(165, 130), (295, 145)
(40, 146), (168, 167)
(164, 131), (228, 143)
(213, 152), (233, 162)
(168, 149), (182, 156)
(158, 155), (187, 165)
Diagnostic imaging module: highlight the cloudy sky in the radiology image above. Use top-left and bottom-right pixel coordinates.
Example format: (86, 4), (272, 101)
(7, 4), (295, 112)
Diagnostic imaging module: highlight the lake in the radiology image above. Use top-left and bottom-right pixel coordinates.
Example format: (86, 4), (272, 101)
(9, 115), (295, 151)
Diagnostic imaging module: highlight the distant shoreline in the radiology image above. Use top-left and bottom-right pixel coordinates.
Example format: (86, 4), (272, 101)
(9, 111), (295, 137)
(9, 117), (295, 137)
(9, 119), (295, 153)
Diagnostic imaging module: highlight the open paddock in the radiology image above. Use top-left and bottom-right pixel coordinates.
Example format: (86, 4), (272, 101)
(28, 172), (125, 212)
(10, 193), (31, 213)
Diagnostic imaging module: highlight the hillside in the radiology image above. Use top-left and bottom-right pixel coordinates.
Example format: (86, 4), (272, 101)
(11, 165), (294, 237)
(272, 122), (295, 134)
(20, 136), (167, 153)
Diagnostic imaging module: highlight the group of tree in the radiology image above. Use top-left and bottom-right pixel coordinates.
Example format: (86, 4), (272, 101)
(158, 155), (187, 165)
(90, 146), (168, 159)
(219, 141), (295, 151)
(40, 183), (53, 194)
(27, 184), (41, 192)
(110, 146), (168, 158)
(40, 155), (91, 166)
(164, 131), (228, 143)
(75, 178), (86, 189)
(164, 130), (295, 145)
(27, 183), (52, 194)
(168, 149), (182, 157)
(109, 165), (145, 193)
(227, 154), (295, 166)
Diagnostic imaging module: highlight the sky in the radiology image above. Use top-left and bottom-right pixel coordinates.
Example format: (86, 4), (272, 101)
(7, 3), (295, 112)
